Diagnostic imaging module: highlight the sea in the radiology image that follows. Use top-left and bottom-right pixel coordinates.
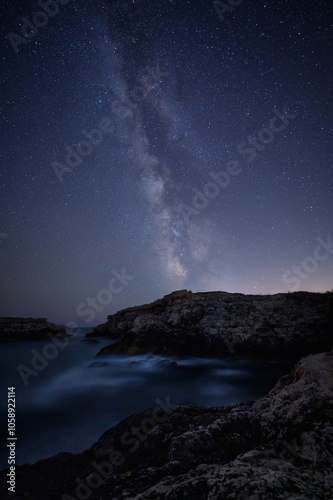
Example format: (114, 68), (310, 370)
(0, 328), (295, 468)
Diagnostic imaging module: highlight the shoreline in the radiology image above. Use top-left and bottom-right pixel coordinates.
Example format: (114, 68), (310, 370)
(1, 349), (332, 499)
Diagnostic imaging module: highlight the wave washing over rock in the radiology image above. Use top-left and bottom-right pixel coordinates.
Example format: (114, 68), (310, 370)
(1, 351), (332, 499)
(89, 290), (333, 359)
(0, 317), (68, 341)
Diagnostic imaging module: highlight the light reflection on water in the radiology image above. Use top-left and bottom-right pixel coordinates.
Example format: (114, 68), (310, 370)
(0, 329), (294, 468)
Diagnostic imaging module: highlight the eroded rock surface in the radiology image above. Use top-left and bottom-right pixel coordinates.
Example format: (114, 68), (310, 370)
(90, 290), (333, 358)
(1, 351), (332, 499)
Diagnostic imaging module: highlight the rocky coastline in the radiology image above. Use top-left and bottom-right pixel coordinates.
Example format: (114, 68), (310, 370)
(89, 290), (333, 359)
(0, 317), (68, 341)
(1, 291), (332, 499)
(2, 350), (332, 499)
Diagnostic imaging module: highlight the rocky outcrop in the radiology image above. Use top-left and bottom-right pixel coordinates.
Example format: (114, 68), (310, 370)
(90, 290), (333, 359)
(0, 317), (68, 341)
(2, 351), (332, 499)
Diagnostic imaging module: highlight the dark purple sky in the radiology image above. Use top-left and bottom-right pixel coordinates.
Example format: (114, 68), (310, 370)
(0, 0), (332, 325)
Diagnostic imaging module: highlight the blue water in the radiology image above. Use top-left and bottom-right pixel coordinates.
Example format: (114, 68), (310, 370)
(0, 329), (293, 468)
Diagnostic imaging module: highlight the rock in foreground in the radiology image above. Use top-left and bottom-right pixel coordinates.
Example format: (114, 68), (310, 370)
(0, 317), (68, 341)
(90, 290), (333, 358)
(1, 351), (332, 499)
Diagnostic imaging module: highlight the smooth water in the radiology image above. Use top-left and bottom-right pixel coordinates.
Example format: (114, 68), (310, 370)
(0, 329), (294, 468)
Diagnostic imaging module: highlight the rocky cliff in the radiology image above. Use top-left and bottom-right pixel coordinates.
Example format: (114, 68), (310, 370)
(2, 350), (332, 499)
(0, 317), (68, 341)
(89, 290), (333, 359)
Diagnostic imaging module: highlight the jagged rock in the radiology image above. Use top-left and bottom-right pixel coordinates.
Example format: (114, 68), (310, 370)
(156, 359), (178, 369)
(1, 351), (332, 499)
(0, 317), (68, 341)
(89, 290), (333, 359)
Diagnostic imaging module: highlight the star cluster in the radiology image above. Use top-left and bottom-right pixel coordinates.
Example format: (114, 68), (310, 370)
(0, 0), (332, 324)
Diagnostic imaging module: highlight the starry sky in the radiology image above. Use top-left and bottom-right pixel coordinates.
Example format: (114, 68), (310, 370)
(0, 0), (332, 325)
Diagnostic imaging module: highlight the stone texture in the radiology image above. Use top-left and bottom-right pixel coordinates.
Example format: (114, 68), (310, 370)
(90, 290), (333, 359)
(0, 317), (68, 341)
(1, 351), (332, 499)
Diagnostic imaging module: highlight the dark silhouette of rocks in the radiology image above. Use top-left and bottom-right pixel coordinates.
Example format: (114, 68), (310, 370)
(2, 350), (332, 499)
(1, 291), (332, 498)
(89, 290), (333, 359)
(0, 317), (68, 341)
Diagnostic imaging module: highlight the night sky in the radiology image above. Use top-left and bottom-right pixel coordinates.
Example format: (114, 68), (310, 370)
(0, 0), (332, 326)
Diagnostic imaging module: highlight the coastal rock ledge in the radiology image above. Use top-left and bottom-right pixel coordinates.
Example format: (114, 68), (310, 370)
(0, 317), (68, 341)
(1, 351), (332, 499)
(89, 290), (333, 359)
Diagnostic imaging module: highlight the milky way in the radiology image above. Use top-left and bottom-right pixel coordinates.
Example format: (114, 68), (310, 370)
(0, 0), (332, 324)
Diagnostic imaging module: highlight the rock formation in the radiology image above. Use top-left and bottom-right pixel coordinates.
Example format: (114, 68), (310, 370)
(89, 290), (333, 359)
(2, 350), (332, 499)
(0, 317), (68, 341)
